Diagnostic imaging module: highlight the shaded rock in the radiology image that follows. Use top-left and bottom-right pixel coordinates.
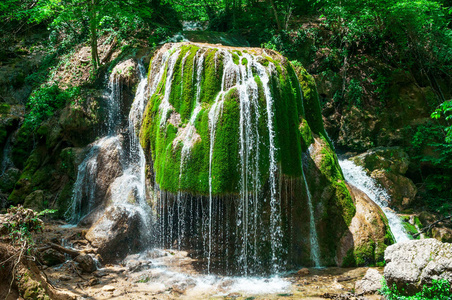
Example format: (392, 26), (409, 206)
(384, 239), (452, 295)
(74, 254), (97, 273)
(41, 249), (66, 267)
(337, 107), (380, 151)
(0, 167), (20, 192)
(337, 184), (393, 267)
(419, 211), (436, 227)
(58, 100), (100, 147)
(352, 147), (409, 175)
(85, 206), (142, 263)
(23, 190), (46, 211)
(432, 227), (452, 243)
(355, 269), (383, 294)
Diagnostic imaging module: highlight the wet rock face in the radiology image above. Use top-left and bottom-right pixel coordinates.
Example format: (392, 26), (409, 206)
(384, 239), (452, 295)
(337, 184), (393, 267)
(350, 147), (417, 208)
(85, 206), (143, 263)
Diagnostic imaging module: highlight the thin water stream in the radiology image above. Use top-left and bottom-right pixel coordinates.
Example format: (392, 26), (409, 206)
(339, 158), (410, 243)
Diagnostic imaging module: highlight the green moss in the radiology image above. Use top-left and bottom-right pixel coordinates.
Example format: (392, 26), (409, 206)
(169, 44), (199, 121)
(232, 52), (240, 65)
(271, 61), (304, 177)
(401, 217), (419, 239)
(241, 58), (248, 65)
(210, 88), (241, 193)
(354, 241), (376, 266)
(299, 119), (314, 152)
(56, 181), (74, 218)
(59, 148), (76, 177)
(0, 103), (10, 114)
(200, 49), (223, 105)
(342, 239), (385, 267)
(294, 65), (327, 138)
(379, 211), (396, 245)
(12, 124), (34, 169)
(414, 216), (423, 228)
(233, 50), (242, 56)
(141, 45), (338, 200)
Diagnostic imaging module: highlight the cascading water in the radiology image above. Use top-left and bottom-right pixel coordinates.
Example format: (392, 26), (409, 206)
(146, 44), (292, 275)
(67, 59), (152, 237)
(338, 158), (410, 242)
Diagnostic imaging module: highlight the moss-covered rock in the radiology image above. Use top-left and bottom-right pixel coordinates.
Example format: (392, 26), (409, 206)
(338, 184), (394, 267)
(140, 43), (356, 272)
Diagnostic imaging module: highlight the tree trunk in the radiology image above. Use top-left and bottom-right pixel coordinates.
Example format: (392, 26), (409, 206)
(267, 0), (281, 31)
(89, 0), (100, 70)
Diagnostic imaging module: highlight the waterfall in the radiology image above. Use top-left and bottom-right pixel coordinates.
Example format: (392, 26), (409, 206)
(145, 45), (290, 274)
(338, 158), (410, 243)
(302, 148), (321, 267)
(67, 59), (152, 236)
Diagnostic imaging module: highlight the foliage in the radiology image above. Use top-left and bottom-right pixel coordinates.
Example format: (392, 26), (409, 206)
(2, 205), (56, 251)
(24, 84), (80, 130)
(318, 0), (452, 74)
(380, 278), (452, 299)
(431, 100), (452, 143)
(409, 120), (452, 214)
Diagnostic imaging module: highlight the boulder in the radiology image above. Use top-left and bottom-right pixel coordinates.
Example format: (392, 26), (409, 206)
(0, 167), (20, 192)
(349, 148), (417, 208)
(370, 170), (417, 208)
(337, 184), (393, 267)
(74, 254), (97, 273)
(40, 249), (66, 267)
(72, 136), (123, 223)
(352, 147), (409, 175)
(355, 268), (383, 294)
(111, 59), (139, 88)
(384, 239), (452, 295)
(24, 190), (46, 211)
(85, 205), (142, 263)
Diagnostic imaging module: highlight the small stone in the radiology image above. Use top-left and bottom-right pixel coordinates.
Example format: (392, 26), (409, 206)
(102, 285), (116, 292)
(297, 268), (310, 276)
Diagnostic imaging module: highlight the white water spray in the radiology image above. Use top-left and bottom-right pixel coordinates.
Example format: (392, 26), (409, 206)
(339, 158), (410, 243)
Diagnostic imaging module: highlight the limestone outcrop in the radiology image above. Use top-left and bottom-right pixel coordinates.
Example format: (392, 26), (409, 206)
(384, 238), (452, 295)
